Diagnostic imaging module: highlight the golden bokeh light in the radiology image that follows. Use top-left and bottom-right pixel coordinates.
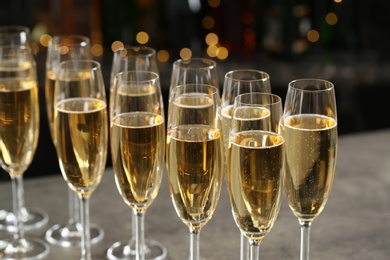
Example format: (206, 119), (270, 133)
(40, 34), (52, 47)
(91, 43), (104, 57)
(326, 12), (338, 25)
(216, 46), (228, 60)
(60, 46), (69, 55)
(136, 31), (149, 44)
(111, 41), (124, 52)
(205, 33), (218, 46)
(157, 50), (170, 63)
(307, 30), (320, 43)
(202, 16), (215, 30)
(334, 0), (342, 3)
(208, 0), (220, 8)
(207, 45), (218, 57)
(180, 48), (192, 60)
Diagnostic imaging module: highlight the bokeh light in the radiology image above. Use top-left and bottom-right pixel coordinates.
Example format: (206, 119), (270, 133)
(136, 31), (149, 44)
(216, 46), (228, 60)
(39, 34), (52, 47)
(307, 30), (320, 43)
(208, 0), (220, 8)
(326, 12), (338, 25)
(157, 50), (170, 63)
(91, 43), (104, 57)
(205, 33), (218, 46)
(202, 16), (215, 30)
(111, 41), (124, 52)
(180, 48), (192, 60)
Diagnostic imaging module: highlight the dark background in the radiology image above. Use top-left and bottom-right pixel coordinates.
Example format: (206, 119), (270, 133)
(1, 0), (389, 179)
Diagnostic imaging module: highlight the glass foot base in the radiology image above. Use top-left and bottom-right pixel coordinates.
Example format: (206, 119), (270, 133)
(0, 208), (49, 232)
(0, 237), (49, 260)
(107, 239), (167, 260)
(45, 223), (104, 247)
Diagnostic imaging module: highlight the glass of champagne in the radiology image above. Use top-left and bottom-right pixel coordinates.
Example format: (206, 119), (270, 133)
(0, 25), (49, 233)
(166, 84), (224, 260)
(0, 25), (30, 46)
(169, 58), (219, 99)
(227, 92), (285, 260)
(0, 45), (50, 259)
(281, 79), (338, 260)
(110, 71), (166, 260)
(221, 70), (272, 260)
(53, 60), (108, 260)
(44, 34), (104, 248)
(107, 47), (167, 260)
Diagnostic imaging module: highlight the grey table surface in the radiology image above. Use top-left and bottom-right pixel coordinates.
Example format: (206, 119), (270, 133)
(1, 129), (390, 260)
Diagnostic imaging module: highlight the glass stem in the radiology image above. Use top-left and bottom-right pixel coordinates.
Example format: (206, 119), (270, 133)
(68, 188), (78, 224)
(249, 239), (261, 260)
(80, 195), (91, 260)
(240, 233), (249, 260)
(11, 175), (25, 242)
(134, 210), (145, 260)
(189, 227), (200, 260)
(299, 220), (312, 260)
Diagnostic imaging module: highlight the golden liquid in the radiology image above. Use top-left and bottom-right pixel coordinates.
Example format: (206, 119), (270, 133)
(282, 114), (337, 221)
(221, 105), (270, 162)
(55, 97), (108, 197)
(44, 70), (55, 140)
(170, 94), (215, 126)
(227, 130), (284, 241)
(110, 112), (165, 212)
(0, 79), (39, 177)
(166, 125), (223, 231)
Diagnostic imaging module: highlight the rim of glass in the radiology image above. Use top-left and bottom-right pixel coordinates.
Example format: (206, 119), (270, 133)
(58, 59), (100, 71)
(51, 35), (90, 46)
(171, 83), (218, 95)
(234, 92), (282, 106)
(115, 70), (159, 83)
(0, 25), (30, 35)
(115, 45), (156, 58)
(173, 57), (217, 70)
(225, 69), (270, 83)
(288, 78), (334, 92)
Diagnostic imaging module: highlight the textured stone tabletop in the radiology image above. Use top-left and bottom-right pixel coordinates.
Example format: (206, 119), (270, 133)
(1, 129), (390, 259)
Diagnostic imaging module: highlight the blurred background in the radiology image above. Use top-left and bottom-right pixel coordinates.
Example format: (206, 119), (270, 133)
(1, 0), (389, 178)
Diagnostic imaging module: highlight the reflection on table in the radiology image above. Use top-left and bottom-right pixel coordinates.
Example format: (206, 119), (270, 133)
(1, 129), (390, 259)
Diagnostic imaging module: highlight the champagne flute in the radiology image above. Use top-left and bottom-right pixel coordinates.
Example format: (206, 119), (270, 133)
(281, 79), (338, 260)
(0, 25), (49, 233)
(0, 25), (30, 46)
(221, 69), (272, 260)
(169, 58), (219, 99)
(166, 84), (224, 260)
(110, 71), (166, 260)
(227, 92), (284, 260)
(0, 45), (50, 259)
(44, 34), (104, 247)
(107, 47), (167, 260)
(53, 60), (108, 260)
(109, 46), (159, 113)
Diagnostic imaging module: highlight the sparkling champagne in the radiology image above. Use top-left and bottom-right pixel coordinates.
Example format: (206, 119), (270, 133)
(55, 97), (108, 197)
(110, 112), (165, 211)
(283, 114), (337, 221)
(166, 125), (223, 230)
(0, 79), (39, 176)
(227, 130), (284, 241)
(44, 69), (56, 140)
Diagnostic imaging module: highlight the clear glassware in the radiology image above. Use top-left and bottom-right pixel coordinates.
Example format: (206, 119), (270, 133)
(169, 58), (219, 99)
(107, 46), (167, 260)
(53, 60), (108, 260)
(109, 71), (166, 260)
(221, 70), (272, 260)
(44, 35), (104, 248)
(281, 79), (338, 260)
(0, 24), (49, 233)
(166, 84), (224, 260)
(0, 45), (50, 259)
(227, 92), (284, 260)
